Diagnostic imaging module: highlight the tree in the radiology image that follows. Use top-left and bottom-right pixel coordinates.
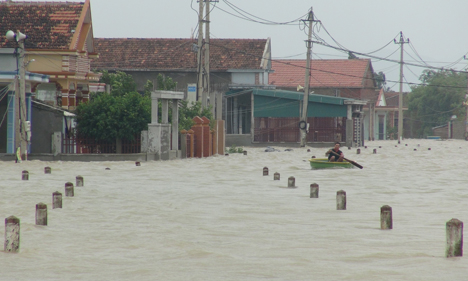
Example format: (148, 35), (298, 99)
(407, 69), (466, 137)
(100, 70), (137, 97)
(373, 71), (387, 90)
(178, 100), (213, 131)
(77, 71), (213, 143)
(75, 91), (150, 141)
(76, 72), (150, 141)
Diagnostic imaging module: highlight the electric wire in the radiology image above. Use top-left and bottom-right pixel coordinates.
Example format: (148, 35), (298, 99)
(215, 0), (306, 26)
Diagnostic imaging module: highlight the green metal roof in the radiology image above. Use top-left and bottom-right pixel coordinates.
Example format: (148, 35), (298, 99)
(225, 88), (355, 118)
(252, 89), (353, 105)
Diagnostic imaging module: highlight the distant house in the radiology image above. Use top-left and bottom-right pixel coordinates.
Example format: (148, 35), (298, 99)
(91, 37), (272, 117)
(268, 59), (376, 146)
(224, 88), (366, 147)
(270, 59), (376, 100)
(380, 90), (409, 139)
(0, 0), (100, 153)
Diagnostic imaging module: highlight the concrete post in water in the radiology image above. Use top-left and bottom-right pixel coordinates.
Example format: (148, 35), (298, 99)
(22, 170), (29, 180)
(44, 167), (51, 174)
(52, 191), (62, 209)
(288, 176), (295, 188)
(4, 216), (20, 253)
(135, 161), (141, 166)
(446, 218), (463, 257)
(274, 172), (280, 181)
(336, 190), (346, 210)
(357, 149), (361, 154)
(263, 167), (268, 176)
(310, 183), (319, 198)
(380, 205), (393, 229)
(35, 203), (47, 226)
(65, 182), (74, 197)
(76, 176), (84, 187)
(243, 151), (247, 155)
(373, 149), (377, 154)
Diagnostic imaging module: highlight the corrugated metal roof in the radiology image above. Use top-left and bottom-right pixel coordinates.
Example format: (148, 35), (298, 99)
(225, 88), (355, 118)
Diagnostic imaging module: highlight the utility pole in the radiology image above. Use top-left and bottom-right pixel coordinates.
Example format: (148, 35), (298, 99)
(197, 0), (205, 107)
(300, 8), (316, 147)
(8, 30), (28, 161)
(394, 31), (409, 144)
(18, 37), (27, 160)
(205, 0), (213, 115)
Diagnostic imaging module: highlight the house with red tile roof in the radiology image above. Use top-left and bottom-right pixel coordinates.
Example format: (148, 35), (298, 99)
(269, 58), (381, 143)
(0, 0), (100, 110)
(270, 59), (376, 100)
(0, 0), (99, 154)
(91, 37), (272, 103)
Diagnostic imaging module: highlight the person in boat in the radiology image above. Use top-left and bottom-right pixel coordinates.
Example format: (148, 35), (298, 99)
(326, 142), (344, 162)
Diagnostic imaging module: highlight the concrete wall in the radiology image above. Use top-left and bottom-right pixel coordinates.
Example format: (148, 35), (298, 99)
(452, 120), (465, 139)
(31, 103), (64, 153)
(0, 49), (17, 71)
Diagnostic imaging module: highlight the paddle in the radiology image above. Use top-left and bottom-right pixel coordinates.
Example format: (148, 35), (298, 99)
(329, 150), (363, 169)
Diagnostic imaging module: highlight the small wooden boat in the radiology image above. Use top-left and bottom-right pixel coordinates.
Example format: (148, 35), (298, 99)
(309, 158), (354, 169)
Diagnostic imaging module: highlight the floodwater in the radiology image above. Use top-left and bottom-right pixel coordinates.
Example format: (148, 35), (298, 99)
(1, 139), (468, 281)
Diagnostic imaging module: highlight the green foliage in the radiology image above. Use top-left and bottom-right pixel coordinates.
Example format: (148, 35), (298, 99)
(407, 70), (466, 137)
(143, 80), (154, 97)
(373, 71), (387, 90)
(79, 71), (213, 140)
(75, 92), (150, 141)
(156, 74), (177, 90)
(226, 145), (243, 154)
(178, 100), (214, 131)
(100, 70), (137, 97)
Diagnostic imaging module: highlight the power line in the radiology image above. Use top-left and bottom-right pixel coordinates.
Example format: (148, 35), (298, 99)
(214, 1), (306, 26)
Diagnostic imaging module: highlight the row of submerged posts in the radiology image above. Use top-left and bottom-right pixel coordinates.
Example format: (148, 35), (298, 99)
(4, 167), (84, 253)
(261, 153), (463, 258)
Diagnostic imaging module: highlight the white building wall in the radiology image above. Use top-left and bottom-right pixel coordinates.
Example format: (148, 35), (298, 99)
(231, 72), (255, 85)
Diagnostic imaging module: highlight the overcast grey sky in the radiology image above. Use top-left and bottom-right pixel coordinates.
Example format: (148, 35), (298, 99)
(72, 1), (468, 91)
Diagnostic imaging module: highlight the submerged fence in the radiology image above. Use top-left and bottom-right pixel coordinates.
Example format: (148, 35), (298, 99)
(62, 135), (141, 154)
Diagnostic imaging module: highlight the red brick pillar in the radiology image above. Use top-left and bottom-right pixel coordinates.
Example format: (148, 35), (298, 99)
(192, 117), (204, 158)
(202, 117), (211, 157)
